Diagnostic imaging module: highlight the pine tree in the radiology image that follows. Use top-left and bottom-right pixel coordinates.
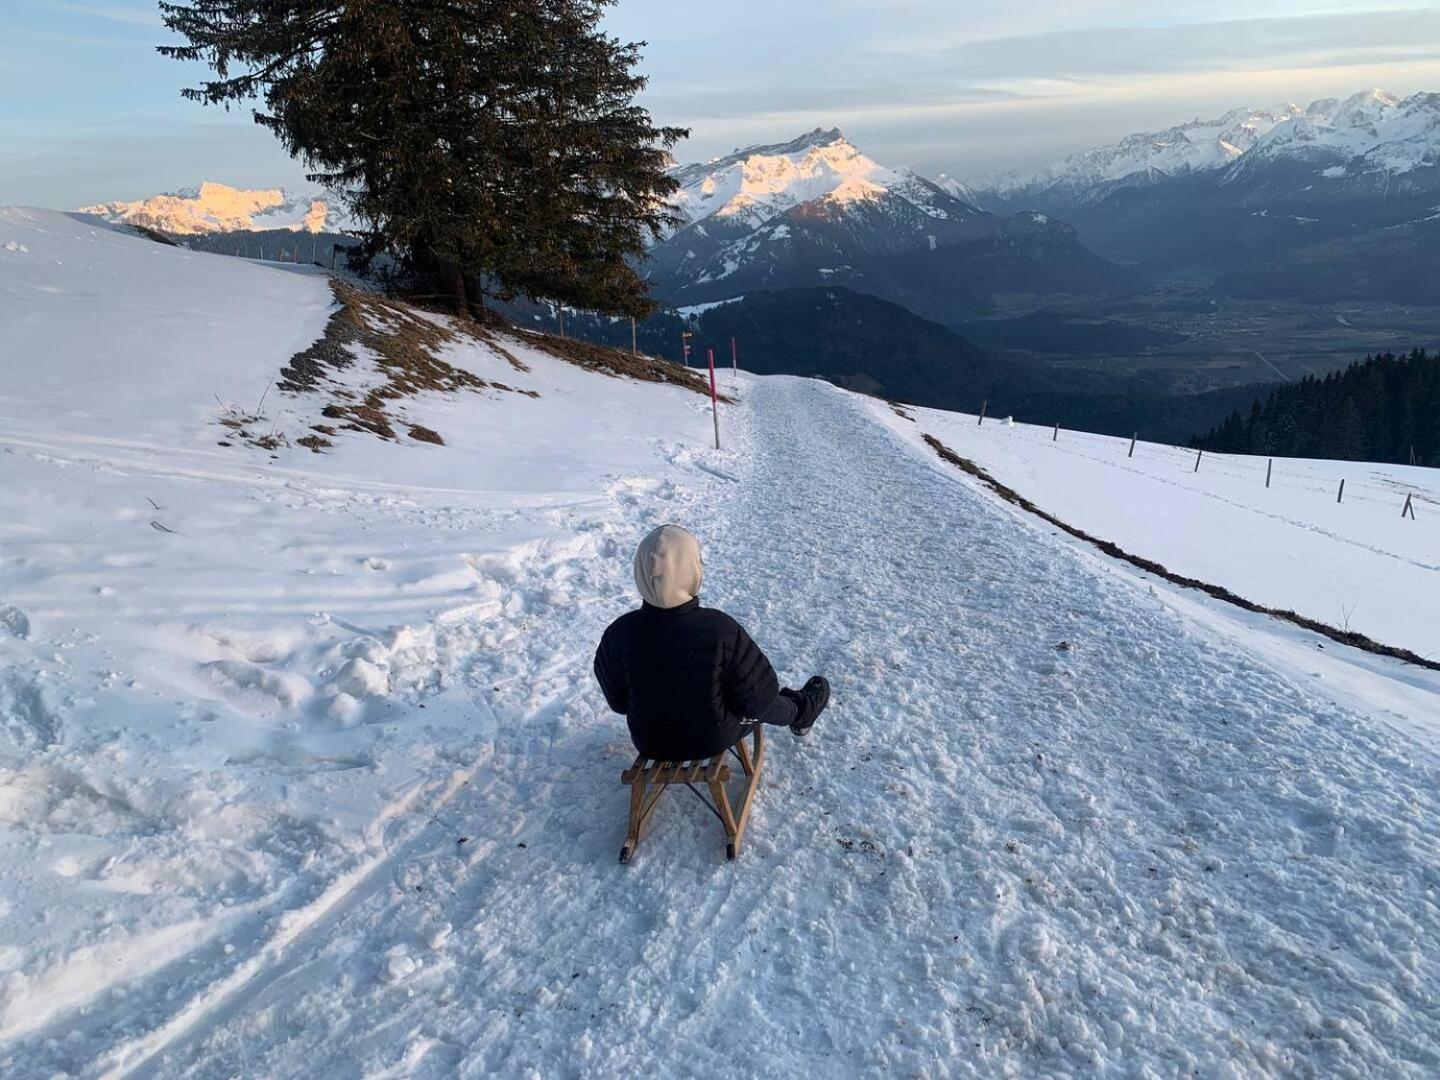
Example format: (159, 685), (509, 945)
(158, 1), (687, 318)
(1195, 349), (1440, 466)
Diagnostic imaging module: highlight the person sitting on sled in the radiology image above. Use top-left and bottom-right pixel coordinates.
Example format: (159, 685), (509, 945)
(594, 524), (830, 762)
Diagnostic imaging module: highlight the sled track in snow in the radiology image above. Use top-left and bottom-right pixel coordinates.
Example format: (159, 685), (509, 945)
(92, 766), (489, 1079)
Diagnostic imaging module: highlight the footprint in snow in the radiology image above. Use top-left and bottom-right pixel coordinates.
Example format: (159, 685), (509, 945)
(0, 604), (30, 640)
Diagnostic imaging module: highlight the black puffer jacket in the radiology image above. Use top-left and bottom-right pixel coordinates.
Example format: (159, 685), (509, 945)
(594, 598), (780, 760)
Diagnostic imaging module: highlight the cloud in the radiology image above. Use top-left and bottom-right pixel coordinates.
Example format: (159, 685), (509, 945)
(642, 82), (1029, 124)
(900, 9), (1440, 83)
(644, 8), (1440, 171)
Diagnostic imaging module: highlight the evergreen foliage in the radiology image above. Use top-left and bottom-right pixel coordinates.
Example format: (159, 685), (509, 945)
(1195, 349), (1440, 466)
(158, 0), (686, 317)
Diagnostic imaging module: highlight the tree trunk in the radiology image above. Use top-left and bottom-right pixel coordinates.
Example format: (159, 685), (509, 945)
(437, 256), (467, 318)
(464, 273), (487, 322)
(410, 230), (468, 318)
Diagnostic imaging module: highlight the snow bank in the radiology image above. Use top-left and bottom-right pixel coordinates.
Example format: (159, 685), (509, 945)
(885, 404), (1440, 660)
(0, 208), (716, 1066)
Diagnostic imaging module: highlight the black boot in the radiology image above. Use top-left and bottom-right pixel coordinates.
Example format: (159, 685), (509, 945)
(789, 676), (831, 737)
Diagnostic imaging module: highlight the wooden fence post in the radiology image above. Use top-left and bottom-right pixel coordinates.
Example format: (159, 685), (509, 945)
(1053, 421), (1060, 443)
(1337, 478), (1346, 504)
(1194, 449), (1203, 473)
(1266, 458), (1273, 489)
(978, 401), (987, 427)
(1128, 433), (1137, 458)
(707, 349), (721, 451)
(1402, 493), (1416, 520)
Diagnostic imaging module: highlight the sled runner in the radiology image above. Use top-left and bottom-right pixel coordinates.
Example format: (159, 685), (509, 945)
(619, 726), (764, 863)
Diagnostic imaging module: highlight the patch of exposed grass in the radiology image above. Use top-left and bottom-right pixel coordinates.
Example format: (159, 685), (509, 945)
(523, 332), (725, 401)
(220, 280), (719, 457)
(262, 281), (532, 449)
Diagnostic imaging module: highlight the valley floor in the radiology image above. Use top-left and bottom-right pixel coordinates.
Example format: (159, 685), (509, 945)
(11, 376), (1437, 1077)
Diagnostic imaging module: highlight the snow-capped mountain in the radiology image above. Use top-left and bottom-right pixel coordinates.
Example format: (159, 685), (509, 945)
(968, 90), (1440, 211)
(79, 181), (351, 235)
(966, 106), (1302, 208)
(669, 128), (964, 232)
(955, 89), (1440, 297)
(1226, 89), (1440, 188)
(652, 128), (1132, 322)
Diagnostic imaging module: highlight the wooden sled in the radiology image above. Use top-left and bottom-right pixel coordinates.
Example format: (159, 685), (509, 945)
(619, 727), (765, 864)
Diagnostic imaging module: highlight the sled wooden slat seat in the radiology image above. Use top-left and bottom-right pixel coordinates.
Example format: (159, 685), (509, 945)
(621, 759), (730, 785)
(619, 727), (764, 865)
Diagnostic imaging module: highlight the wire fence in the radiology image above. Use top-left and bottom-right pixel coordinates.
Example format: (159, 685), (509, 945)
(968, 409), (1438, 524)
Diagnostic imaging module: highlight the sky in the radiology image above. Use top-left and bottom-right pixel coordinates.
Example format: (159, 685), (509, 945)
(4, 0), (1440, 207)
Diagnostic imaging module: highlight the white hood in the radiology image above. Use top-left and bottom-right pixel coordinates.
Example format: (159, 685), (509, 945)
(633, 525), (703, 610)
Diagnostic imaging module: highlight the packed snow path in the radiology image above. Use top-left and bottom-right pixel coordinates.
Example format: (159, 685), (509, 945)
(73, 379), (1440, 1076)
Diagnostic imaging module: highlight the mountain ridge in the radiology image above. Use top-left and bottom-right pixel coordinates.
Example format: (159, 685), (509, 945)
(79, 181), (350, 235)
(653, 129), (1133, 322)
(965, 88), (1440, 211)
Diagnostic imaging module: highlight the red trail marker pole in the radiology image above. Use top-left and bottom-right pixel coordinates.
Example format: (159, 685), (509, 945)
(707, 348), (721, 450)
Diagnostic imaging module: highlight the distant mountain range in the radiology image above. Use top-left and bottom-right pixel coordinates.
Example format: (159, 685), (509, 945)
(965, 90), (1440, 210)
(649, 127), (1135, 324)
(73, 87), (1440, 416)
(959, 105), (1301, 208)
(962, 89), (1440, 301)
(82, 89), (1440, 308)
(80, 182), (350, 235)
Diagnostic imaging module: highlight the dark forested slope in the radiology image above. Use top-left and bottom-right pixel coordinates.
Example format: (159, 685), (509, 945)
(1196, 349), (1440, 465)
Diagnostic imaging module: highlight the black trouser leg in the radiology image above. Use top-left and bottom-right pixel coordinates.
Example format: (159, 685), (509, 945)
(752, 690), (799, 728)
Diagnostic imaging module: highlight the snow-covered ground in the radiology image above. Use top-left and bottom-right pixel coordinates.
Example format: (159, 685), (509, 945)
(0, 209), (716, 1071)
(3, 208), (1440, 1077)
(896, 407), (1440, 663)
